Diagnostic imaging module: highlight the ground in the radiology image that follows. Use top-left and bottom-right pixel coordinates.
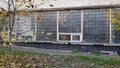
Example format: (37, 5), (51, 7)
(0, 45), (120, 68)
(12, 45), (120, 60)
(0, 52), (120, 68)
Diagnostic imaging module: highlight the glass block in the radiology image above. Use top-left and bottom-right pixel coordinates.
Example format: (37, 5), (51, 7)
(72, 35), (80, 41)
(59, 10), (81, 33)
(83, 9), (110, 43)
(59, 34), (71, 41)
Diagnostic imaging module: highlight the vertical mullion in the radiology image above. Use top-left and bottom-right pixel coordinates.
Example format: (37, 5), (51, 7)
(34, 12), (37, 41)
(71, 34), (73, 42)
(57, 11), (59, 41)
(109, 8), (112, 44)
(81, 10), (83, 43)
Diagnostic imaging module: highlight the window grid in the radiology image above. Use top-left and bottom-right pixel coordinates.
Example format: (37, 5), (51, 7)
(59, 10), (81, 33)
(83, 9), (110, 43)
(13, 15), (34, 41)
(11, 8), (120, 44)
(112, 8), (120, 43)
(36, 12), (57, 41)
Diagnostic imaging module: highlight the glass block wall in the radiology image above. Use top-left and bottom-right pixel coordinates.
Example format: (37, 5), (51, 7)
(112, 8), (120, 43)
(58, 10), (81, 41)
(59, 10), (81, 33)
(36, 12), (57, 41)
(83, 9), (110, 43)
(11, 8), (120, 44)
(13, 15), (35, 41)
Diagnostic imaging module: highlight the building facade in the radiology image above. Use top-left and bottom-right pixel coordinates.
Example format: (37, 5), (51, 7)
(6, 0), (120, 45)
(10, 8), (120, 45)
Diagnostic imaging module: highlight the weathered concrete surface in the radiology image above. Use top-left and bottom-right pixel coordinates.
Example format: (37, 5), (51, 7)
(0, 0), (120, 11)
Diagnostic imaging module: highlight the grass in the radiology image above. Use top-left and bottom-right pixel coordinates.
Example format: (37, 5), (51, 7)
(72, 49), (80, 53)
(75, 55), (120, 65)
(91, 50), (100, 56)
(0, 49), (42, 56)
(0, 49), (120, 65)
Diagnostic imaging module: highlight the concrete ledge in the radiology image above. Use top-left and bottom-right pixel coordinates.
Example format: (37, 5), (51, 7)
(100, 51), (118, 56)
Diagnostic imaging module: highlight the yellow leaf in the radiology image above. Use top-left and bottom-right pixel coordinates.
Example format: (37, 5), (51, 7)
(47, 33), (53, 36)
(33, 32), (37, 35)
(14, 0), (20, 2)
(103, 15), (108, 19)
(18, 4), (23, 8)
(40, 30), (44, 34)
(32, 38), (36, 42)
(19, 11), (28, 16)
(7, 30), (11, 33)
(0, 8), (5, 12)
(18, 36), (23, 40)
(25, 40), (28, 43)
(44, 59), (47, 62)
(90, 63), (95, 68)
(1, 12), (9, 17)
(9, 42), (13, 46)
(25, 63), (31, 67)
(35, 16), (40, 22)
(3, 42), (6, 47)
(10, 62), (16, 68)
